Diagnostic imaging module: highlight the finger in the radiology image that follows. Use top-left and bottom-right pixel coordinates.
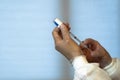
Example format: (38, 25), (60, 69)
(57, 22), (70, 31)
(64, 23), (71, 31)
(84, 38), (98, 44)
(59, 24), (70, 40)
(52, 27), (62, 43)
(83, 38), (97, 51)
(79, 41), (86, 49)
(79, 42), (92, 53)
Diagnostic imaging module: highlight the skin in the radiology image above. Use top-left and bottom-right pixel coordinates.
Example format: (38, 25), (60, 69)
(80, 38), (112, 68)
(52, 23), (112, 68)
(52, 23), (83, 60)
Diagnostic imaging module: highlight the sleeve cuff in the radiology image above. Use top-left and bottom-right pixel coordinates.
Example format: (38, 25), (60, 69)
(104, 58), (117, 75)
(72, 55), (88, 70)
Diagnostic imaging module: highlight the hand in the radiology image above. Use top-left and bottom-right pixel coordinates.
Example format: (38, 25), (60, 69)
(80, 38), (112, 68)
(52, 24), (83, 60)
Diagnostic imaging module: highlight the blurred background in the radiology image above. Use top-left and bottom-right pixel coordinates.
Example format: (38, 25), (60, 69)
(0, 0), (120, 80)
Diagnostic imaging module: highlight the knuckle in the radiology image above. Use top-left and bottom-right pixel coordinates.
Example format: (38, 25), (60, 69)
(86, 38), (92, 41)
(95, 41), (99, 43)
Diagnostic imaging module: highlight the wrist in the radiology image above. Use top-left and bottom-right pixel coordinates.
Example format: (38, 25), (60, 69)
(69, 51), (84, 62)
(100, 56), (112, 68)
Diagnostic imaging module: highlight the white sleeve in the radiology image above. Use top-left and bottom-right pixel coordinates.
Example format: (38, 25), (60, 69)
(72, 55), (111, 80)
(104, 58), (120, 80)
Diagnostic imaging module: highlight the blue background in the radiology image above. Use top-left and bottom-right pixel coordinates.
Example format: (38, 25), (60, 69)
(0, 0), (120, 80)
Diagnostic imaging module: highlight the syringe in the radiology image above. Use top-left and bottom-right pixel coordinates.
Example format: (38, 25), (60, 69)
(54, 18), (82, 44)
